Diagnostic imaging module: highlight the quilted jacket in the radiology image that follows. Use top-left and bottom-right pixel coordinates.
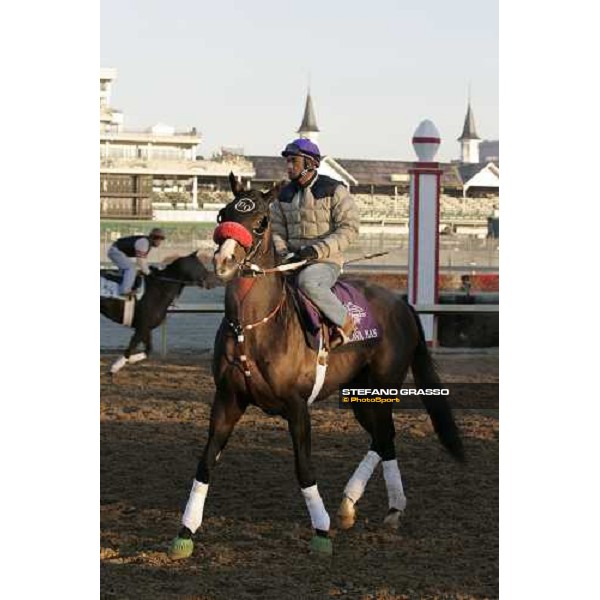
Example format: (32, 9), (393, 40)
(269, 174), (359, 267)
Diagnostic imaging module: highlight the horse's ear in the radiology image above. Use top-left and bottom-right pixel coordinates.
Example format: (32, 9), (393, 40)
(228, 172), (243, 195)
(262, 180), (285, 202)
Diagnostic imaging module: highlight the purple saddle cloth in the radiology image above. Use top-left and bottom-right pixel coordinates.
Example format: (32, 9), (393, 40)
(292, 280), (381, 350)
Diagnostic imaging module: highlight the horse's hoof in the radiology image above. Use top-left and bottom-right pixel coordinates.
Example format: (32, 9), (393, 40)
(337, 514), (356, 530)
(309, 535), (333, 555)
(167, 536), (194, 560)
(383, 508), (404, 530)
(336, 496), (356, 530)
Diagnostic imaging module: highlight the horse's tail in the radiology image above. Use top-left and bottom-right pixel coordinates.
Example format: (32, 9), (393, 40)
(407, 304), (465, 461)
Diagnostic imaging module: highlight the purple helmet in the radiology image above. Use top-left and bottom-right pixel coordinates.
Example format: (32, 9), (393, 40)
(281, 138), (321, 165)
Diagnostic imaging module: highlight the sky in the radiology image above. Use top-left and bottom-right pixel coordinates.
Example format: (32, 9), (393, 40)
(100, 0), (498, 162)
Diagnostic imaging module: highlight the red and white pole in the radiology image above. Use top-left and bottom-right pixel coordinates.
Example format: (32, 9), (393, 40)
(408, 120), (442, 345)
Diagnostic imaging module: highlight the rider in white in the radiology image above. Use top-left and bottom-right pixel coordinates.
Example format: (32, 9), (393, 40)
(107, 228), (165, 297)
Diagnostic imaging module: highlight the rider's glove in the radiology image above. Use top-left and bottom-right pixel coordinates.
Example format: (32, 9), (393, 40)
(298, 246), (318, 260)
(287, 245), (318, 262)
(282, 246), (318, 264)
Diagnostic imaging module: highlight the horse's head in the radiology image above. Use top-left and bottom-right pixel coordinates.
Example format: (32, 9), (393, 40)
(161, 252), (218, 288)
(212, 172), (282, 282)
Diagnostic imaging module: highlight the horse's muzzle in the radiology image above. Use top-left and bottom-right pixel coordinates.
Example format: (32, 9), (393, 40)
(213, 253), (239, 282)
(214, 260), (238, 282)
(213, 238), (244, 281)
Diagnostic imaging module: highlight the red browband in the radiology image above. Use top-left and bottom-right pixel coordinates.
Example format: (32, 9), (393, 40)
(213, 222), (253, 250)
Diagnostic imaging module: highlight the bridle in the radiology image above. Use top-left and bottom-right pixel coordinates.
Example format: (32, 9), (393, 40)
(214, 209), (308, 278)
(239, 231), (265, 274)
(213, 212), (304, 382)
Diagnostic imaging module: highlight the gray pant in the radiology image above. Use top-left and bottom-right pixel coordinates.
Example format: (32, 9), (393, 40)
(297, 262), (346, 326)
(108, 246), (136, 295)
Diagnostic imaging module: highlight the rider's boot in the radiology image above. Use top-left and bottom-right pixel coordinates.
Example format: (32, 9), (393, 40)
(330, 314), (356, 349)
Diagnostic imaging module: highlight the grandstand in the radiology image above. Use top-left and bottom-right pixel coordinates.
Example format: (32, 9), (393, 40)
(186, 189), (498, 236)
(354, 194), (498, 224)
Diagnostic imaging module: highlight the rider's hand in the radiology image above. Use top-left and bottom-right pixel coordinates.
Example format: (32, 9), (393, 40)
(283, 246), (318, 264)
(297, 246), (318, 261)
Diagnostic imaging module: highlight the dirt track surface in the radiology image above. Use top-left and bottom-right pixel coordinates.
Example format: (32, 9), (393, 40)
(101, 353), (498, 600)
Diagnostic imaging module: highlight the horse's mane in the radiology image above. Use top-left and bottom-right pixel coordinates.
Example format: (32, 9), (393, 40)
(161, 253), (187, 267)
(151, 252), (196, 278)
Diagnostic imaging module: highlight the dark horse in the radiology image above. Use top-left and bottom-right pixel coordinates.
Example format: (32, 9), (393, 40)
(100, 251), (218, 374)
(168, 174), (463, 559)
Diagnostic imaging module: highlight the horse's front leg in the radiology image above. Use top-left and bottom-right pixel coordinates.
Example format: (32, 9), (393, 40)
(168, 387), (247, 560)
(128, 323), (152, 364)
(109, 330), (143, 375)
(126, 327), (150, 365)
(287, 397), (332, 555)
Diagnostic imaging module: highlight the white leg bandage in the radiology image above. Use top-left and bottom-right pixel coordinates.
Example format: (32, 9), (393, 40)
(343, 450), (381, 504)
(382, 460), (407, 511)
(301, 484), (330, 532)
(127, 352), (147, 364)
(181, 480), (209, 534)
(110, 355), (128, 374)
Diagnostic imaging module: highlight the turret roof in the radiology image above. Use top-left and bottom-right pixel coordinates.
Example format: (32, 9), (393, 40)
(458, 103), (480, 141)
(297, 90), (320, 133)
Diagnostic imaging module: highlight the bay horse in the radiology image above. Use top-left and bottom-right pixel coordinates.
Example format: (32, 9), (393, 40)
(168, 174), (463, 559)
(100, 252), (218, 374)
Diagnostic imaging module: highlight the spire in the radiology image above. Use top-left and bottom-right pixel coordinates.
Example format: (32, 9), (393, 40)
(297, 89), (320, 134)
(458, 101), (480, 141)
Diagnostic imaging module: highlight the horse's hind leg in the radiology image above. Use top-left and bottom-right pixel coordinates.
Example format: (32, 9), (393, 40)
(340, 400), (407, 530)
(337, 390), (380, 529)
(337, 445), (380, 530)
(336, 369), (382, 528)
(368, 405), (407, 529)
(337, 400), (385, 529)
(168, 387), (247, 560)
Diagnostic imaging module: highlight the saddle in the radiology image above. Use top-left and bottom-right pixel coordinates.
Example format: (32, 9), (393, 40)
(100, 270), (145, 300)
(288, 278), (380, 352)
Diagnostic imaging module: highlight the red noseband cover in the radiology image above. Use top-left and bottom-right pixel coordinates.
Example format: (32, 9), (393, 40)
(213, 222), (253, 250)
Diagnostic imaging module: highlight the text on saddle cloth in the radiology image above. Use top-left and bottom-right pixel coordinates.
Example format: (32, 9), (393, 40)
(293, 280), (380, 351)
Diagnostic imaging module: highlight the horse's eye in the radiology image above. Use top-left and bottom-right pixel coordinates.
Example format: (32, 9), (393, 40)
(253, 216), (268, 234)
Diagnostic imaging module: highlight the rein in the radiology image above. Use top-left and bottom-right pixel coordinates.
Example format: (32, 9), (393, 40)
(239, 260), (308, 277)
(237, 250), (390, 277)
(224, 243), (387, 384)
